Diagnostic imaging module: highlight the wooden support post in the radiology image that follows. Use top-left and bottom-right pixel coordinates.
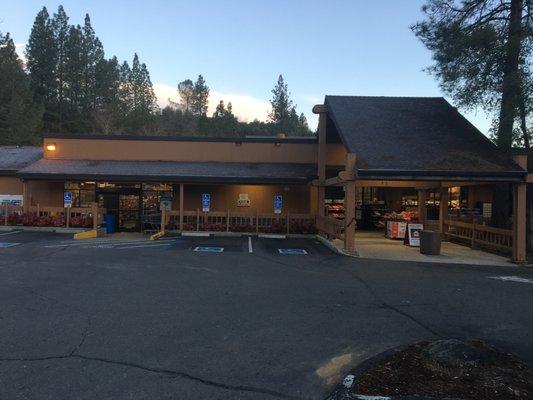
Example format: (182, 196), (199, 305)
(286, 213), (290, 235)
(196, 208), (200, 231)
(512, 182), (527, 263)
(179, 184), (184, 231)
(22, 181), (29, 213)
(37, 203), (40, 216)
(471, 219), (476, 249)
(417, 189), (427, 224)
(343, 153), (357, 252)
(316, 107), (327, 218)
(438, 187), (448, 233)
(256, 212), (259, 234)
(226, 210), (230, 232)
(4, 205), (8, 226)
(161, 206), (166, 234)
(92, 202), (98, 229)
(344, 181), (356, 252)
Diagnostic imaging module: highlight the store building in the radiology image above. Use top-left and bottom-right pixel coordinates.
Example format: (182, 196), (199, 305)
(0, 96), (529, 262)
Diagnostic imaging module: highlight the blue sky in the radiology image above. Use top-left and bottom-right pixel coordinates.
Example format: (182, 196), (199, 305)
(1, 0), (492, 133)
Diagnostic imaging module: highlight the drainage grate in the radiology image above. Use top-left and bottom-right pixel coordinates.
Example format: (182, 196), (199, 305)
(0, 242), (20, 248)
(278, 248), (308, 255)
(194, 246), (224, 253)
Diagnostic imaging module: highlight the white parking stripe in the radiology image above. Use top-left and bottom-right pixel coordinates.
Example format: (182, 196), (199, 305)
(248, 236), (253, 253)
(489, 276), (533, 284)
(44, 238), (179, 248)
(0, 230), (21, 236)
(116, 243), (172, 249)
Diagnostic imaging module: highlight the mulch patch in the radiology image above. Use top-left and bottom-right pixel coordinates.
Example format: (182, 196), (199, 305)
(354, 340), (533, 399)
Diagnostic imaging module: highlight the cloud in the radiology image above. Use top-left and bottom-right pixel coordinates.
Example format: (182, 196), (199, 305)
(14, 43), (27, 65)
(153, 83), (270, 122)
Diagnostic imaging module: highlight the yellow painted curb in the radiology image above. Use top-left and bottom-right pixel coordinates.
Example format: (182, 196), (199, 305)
(150, 231), (165, 240)
(73, 228), (106, 240)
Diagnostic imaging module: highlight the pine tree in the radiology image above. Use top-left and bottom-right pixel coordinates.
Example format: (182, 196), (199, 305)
(177, 79), (194, 112)
(25, 6), (57, 131)
(0, 32), (42, 144)
(63, 24), (83, 131)
(51, 5), (69, 131)
(93, 56), (122, 133)
(191, 75), (209, 116)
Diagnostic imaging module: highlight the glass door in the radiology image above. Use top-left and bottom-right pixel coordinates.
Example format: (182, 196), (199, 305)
(119, 194), (140, 231)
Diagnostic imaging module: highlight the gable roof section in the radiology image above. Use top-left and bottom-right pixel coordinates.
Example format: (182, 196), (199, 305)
(17, 159), (317, 184)
(0, 146), (43, 174)
(325, 96), (525, 180)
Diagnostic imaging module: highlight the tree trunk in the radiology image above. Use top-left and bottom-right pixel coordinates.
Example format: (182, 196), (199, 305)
(519, 95), (530, 148)
(496, 0), (523, 150)
(493, 0), (523, 227)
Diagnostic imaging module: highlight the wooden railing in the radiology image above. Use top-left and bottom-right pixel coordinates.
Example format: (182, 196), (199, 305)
(444, 219), (513, 253)
(2, 203), (106, 229)
(316, 215), (344, 240)
(162, 210), (316, 234)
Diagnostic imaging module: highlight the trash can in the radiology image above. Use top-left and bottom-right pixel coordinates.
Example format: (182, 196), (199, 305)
(420, 230), (441, 255)
(104, 213), (116, 234)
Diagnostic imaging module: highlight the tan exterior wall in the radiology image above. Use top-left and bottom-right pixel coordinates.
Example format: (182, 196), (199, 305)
(42, 138), (346, 166)
(0, 176), (23, 195)
(175, 184), (311, 214)
(27, 181), (64, 207)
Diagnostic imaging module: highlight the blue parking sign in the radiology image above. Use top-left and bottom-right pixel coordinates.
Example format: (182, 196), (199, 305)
(202, 193), (211, 212)
(274, 195), (282, 214)
(64, 191), (73, 208)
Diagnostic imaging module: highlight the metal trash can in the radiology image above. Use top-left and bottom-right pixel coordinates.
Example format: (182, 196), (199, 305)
(420, 230), (441, 255)
(104, 213), (116, 234)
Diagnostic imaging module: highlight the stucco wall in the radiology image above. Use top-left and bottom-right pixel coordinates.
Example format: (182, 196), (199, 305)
(0, 176), (23, 195)
(27, 181), (64, 207)
(42, 138), (347, 166)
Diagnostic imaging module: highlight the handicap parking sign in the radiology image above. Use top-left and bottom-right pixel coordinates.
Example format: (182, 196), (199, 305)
(274, 195), (282, 214)
(64, 191), (73, 208)
(202, 193), (211, 212)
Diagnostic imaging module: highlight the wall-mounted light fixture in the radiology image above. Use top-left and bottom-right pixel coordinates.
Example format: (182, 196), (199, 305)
(46, 143), (56, 151)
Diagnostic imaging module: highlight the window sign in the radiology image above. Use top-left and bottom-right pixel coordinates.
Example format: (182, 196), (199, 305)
(274, 195), (283, 214)
(202, 193), (211, 212)
(237, 193), (250, 207)
(482, 203), (492, 219)
(160, 196), (172, 211)
(64, 191), (73, 208)
(0, 195), (23, 206)
(407, 223), (424, 247)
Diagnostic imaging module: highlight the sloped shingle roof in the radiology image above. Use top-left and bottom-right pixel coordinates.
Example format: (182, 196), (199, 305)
(18, 159), (317, 184)
(325, 96), (525, 180)
(0, 146), (43, 174)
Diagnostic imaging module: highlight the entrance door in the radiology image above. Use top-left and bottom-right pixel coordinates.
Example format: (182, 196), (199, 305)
(119, 194), (140, 231)
(99, 193), (119, 232)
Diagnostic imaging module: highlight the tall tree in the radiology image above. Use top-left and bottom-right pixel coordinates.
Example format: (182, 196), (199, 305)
(177, 79), (194, 112)
(191, 75), (209, 116)
(25, 6), (57, 131)
(63, 24), (84, 131)
(412, 0), (532, 149)
(0, 32), (42, 144)
(51, 5), (69, 131)
(93, 56), (122, 133)
(268, 74), (310, 135)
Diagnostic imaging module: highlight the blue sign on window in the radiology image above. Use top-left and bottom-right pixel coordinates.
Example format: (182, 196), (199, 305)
(202, 193), (211, 212)
(274, 195), (282, 214)
(64, 191), (73, 207)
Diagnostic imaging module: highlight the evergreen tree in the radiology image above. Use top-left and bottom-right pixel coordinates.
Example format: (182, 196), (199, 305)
(268, 75), (311, 135)
(191, 75), (209, 116)
(412, 0), (532, 149)
(63, 24), (83, 131)
(93, 56), (122, 132)
(177, 79), (194, 112)
(0, 32), (42, 144)
(25, 6), (57, 131)
(51, 5), (69, 131)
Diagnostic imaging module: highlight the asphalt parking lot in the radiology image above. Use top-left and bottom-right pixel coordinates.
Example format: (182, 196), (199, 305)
(0, 231), (533, 400)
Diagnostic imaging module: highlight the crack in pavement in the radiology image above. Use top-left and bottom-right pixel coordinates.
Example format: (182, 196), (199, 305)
(0, 353), (306, 400)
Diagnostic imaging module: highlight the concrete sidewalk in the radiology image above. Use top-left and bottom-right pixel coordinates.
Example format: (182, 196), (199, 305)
(333, 231), (519, 267)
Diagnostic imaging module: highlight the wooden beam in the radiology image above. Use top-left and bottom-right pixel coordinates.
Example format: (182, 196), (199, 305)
(512, 182), (527, 263)
(317, 109), (327, 217)
(438, 187), (448, 233)
(355, 180), (440, 189)
(418, 189), (427, 224)
(312, 104), (327, 114)
(179, 183), (184, 231)
(344, 180), (356, 252)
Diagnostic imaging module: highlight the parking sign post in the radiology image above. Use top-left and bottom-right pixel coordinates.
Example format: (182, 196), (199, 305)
(274, 195), (282, 214)
(202, 193), (211, 213)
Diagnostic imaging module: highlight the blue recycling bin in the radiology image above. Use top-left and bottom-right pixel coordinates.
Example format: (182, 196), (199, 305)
(105, 213), (116, 234)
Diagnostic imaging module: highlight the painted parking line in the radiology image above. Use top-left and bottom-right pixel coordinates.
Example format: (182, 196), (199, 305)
(116, 243), (173, 249)
(0, 242), (21, 248)
(278, 248), (308, 255)
(248, 236), (253, 253)
(193, 246), (224, 253)
(0, 230), (21, 237)
(44, 237), (179, 248)
(489, 276), (533, 284)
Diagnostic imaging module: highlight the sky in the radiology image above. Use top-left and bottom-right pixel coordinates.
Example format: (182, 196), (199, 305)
(0, 0), (493, 133)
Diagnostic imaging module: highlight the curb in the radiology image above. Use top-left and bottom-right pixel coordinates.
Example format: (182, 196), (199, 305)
(314, 234), (359, 257)
(0, 226), (85, 234)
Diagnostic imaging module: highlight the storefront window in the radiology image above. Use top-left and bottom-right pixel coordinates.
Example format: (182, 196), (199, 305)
(64, 182), (95, 207)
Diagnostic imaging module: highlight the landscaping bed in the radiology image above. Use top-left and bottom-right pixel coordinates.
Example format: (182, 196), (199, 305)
(331, 340), (532, 400)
